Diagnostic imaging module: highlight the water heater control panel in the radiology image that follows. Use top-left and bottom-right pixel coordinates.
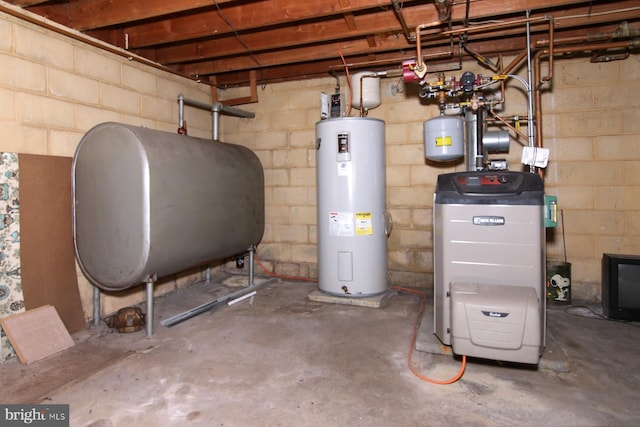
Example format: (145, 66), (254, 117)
(337, 132), (351, 162)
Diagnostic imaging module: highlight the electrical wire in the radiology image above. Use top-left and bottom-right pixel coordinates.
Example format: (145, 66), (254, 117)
(507, 74), (531, 92)
(211, 0), (266, 86)
(393, 285), (467, 384)
(252, 257), (466, 382)
(337, 43), (353, 116)
(563, 305), (640, 328)
(254, 254), (318, 282)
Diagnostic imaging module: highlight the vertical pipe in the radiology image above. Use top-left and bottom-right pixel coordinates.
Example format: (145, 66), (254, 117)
(391, 0), (413, 41)
(359, 74), (365, 117)
(534, 49), (545, 154)
(146, 278), (154, 337)
(178, 94), (185, 129)
(541, 17), (555, 83)
(475, 108), (485, 170)
(464, 110), (477, 172)
(248, 246), (255, 287)
(525, 11), (536, 173)
(415, 25), (424, 70)
(92, 286), (100, 326)
(205, 266), (211, 283)
(213, 110), (220, 141)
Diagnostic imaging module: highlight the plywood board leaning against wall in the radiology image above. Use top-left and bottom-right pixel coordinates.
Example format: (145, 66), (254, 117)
(19, 154), (86, 333)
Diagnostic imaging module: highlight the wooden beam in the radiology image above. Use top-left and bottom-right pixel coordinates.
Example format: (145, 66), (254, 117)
(89, 0), (401, 47)
(153, 9), (421, 65)
(4, 0), (50, 5)
(343, 12), (357, 31)
(177, 36), (405, 76)
(20, 0), (236, 30)
(219, 70), (259, 106)
(210, 75), (219, 104)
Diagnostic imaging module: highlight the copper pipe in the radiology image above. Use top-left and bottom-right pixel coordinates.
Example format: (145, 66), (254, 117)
(533, 40), (640, 153)
(503, 50), (528, 75)
(329, 56), (412, 70)
(542, 17), (555, 82)
(502, 17), (556, 76)
(412, 22), (461, 76)
(328, 50), (454, 72)
(504, 21), (638, 84)
(356, 71), (389, 117)
(488, 110), (529, 141)
(412, 15), (552, 76)
(488, 77), (507, 112)
(440, 16), (550, 36)
(535, 25), (640, 47)
(416, 24), (425, 71)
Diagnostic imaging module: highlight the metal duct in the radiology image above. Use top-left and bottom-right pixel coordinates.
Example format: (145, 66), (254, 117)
(72, 122), (264, 291)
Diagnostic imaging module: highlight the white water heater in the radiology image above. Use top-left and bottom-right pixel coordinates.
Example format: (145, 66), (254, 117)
(316, 117), (389, 296)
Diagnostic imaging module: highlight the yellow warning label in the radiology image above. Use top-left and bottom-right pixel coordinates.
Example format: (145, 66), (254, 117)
(355, 212), (373, 235)
(435, 136), (452, 147)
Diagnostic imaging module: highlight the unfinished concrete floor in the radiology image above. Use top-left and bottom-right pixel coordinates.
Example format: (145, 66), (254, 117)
(2, 272), (639, 426)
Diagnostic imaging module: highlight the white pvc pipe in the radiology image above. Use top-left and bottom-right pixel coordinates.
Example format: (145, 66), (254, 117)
(228, 291), (256, 306)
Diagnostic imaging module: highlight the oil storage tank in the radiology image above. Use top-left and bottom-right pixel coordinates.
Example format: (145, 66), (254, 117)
(316, 117), (389, 296)
(72, 122), (264, 291)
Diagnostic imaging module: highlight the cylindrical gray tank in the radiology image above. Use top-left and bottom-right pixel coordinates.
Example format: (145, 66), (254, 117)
(316, 117), (389, 297)
(72, 122), (264, 291)
(423, 115), (464, 162)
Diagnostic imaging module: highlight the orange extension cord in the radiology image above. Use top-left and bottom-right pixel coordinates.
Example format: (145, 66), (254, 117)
(254, 255), (466, 384)
(393, 285), (467, 384)
(254, 255), (318, 283)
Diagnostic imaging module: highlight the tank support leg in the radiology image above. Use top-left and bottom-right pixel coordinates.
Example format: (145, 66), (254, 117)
(248, 246), (255, 287)
(145, 277), (155, 337)
(92, 286), (101, 326)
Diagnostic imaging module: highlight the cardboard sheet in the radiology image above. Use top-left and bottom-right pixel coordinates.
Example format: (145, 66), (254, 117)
(18, 154), (86, 333)
(0, 305), (75, 364)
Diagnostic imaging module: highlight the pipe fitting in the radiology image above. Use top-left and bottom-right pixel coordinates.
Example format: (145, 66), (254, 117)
(434, 0), (453, 22)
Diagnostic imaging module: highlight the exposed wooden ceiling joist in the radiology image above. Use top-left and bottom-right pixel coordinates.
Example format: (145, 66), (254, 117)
(2, 0), (639, 88)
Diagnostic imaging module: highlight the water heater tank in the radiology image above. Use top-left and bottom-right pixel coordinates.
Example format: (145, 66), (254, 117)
(316, 117), (389, 296)
(72, 122), (264, 291)
(423, 115), (464, 162)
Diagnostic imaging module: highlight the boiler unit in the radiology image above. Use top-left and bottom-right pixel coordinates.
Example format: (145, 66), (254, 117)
(72, 122), (265, 291)
(315, 117), (390, 296)
(433, 171), (545, 364)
